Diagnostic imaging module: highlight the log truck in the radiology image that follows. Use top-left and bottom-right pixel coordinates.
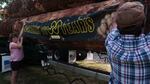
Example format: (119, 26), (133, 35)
(0, 0), (120, 64)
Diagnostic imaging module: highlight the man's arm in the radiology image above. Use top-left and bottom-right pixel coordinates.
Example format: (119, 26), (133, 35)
(109, 12), (117, 31)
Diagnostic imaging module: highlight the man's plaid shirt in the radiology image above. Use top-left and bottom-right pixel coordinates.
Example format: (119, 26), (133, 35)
(105, 28), (150, 84)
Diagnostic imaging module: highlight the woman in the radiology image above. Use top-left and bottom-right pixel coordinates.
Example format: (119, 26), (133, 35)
(9, 21), (24, 84)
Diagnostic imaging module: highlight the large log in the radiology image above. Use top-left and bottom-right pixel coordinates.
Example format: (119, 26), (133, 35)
(0, 0), (119, 37)
(6, 0), (105, 18)
(23, 0), (119, 22)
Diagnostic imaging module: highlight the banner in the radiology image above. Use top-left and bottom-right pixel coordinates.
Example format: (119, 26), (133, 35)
(24, 6), (117, 40)
(24, 5), (118, 41)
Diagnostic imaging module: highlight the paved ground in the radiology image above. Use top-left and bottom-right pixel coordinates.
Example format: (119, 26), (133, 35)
(0, 66), (108, 84)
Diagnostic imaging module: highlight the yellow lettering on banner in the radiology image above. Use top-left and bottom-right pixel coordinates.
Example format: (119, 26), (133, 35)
(86, 17), (94, 32)
(24, 26), (29, 32)
(61, 23), (67, 35)
(40, 27), (44, 35)
(49, 20), (62, 35)
(65, 23), (71, 34)
(78, 19), (88, 33)
(24, 17), (95, 36)
(50, 21), (57, 34)
(47, 27), (52, 35)
(71, 22), (80, 34)
(25, 26), (33, 33)
(42, 26), (49, 36)
(76, 20), (82, 33)
(24, 25), (40, 34)
(34, 26), (40, 34)
(56, 20), (63, 34)
(67, 23), (74, 34)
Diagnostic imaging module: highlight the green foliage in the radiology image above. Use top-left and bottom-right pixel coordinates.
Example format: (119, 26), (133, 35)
(0, 0), (13, 4)
(0, 15), (2, 20)
(0, 0), (13, 20)
(0, 0), (13, 8)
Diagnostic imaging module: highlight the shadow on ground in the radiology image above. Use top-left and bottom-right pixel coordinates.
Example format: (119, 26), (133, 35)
(0, 66), (108, 84)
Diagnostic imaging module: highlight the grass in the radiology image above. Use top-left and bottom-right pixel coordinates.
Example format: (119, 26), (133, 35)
(0, 73), (10, 84)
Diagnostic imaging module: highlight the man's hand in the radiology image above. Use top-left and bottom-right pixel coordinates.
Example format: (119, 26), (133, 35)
(109, 12), (117, 30)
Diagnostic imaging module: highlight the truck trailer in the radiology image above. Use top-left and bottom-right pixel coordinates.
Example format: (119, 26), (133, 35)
(22, 0), (119, 63)
(0, 0), (119, 64)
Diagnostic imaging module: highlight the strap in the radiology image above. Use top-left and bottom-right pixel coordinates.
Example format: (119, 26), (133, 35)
(144, 0), (148, 30)
(143, 0), (149, 34)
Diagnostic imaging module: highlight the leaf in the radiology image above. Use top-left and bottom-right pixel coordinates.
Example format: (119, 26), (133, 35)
(0, 0), (13, 8)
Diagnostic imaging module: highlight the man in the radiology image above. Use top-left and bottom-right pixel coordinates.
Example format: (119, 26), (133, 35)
(105, 1), (150, 84)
